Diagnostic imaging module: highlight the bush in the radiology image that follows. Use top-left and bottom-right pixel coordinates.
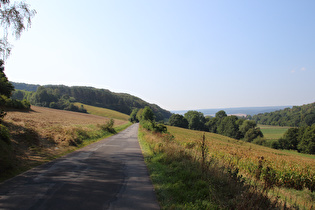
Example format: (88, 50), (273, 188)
(0, 124), (11, 145)
(98, 119), (116, 134)
(252, 137), (266, 145)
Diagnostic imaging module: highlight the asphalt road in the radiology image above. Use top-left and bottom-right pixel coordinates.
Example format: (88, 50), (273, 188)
(0, 123), (160, 210)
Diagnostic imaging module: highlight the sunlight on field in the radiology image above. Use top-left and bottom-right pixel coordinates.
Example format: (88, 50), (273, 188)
(166, 126), (315, 209)
(74, 102), (129, 121)
(258, 124), (290, 140)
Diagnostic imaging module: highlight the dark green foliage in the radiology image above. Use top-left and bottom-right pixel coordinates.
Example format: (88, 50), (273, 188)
(168, 114), (188, 128)
(129, 108), (139, 122)
(217, 116), (241, 139)
(184, 110), (206, 130)
(11, 82), (39, 92)
(0, 60), (14, 98)
(138, 107), (167, 133)
(0, 124), (10, 144)
(251, 102), (315, 127)
(272, 125), (315, 154)
(12, 84), (172, 121)
(244, 128), (263, 142)
(98, 119), (116, 134)
(297, 125), (315, 154)
(141, 106), (155, 121)
(215, 110), (227, 119)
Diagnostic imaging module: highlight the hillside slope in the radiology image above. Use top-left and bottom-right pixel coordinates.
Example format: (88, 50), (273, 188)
(250, 102), (315, 126)
(11, 82), (172, 121)
(1, 106), (130, 182)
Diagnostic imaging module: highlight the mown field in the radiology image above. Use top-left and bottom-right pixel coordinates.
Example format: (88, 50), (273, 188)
(259, 124), (290, 140)
(1, 106), (131, 182)
(139, 125), (315, 209)
(74, 102), (129, 121)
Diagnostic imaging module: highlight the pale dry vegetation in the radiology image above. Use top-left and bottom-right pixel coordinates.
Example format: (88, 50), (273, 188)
(1, 106), (129, 181)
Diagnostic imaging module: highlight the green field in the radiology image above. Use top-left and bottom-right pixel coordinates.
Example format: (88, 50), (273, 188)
(258, 124), (290, 140)
(74, 102), (130, 121)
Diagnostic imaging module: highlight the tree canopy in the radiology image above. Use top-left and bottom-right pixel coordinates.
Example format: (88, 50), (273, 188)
(0, 0), (36, 59)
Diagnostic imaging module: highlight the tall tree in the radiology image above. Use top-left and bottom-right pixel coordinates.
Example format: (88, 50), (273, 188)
(0, 59), (14, 120)
(169, 114), (188, 128)
(184, 110), (206, 130)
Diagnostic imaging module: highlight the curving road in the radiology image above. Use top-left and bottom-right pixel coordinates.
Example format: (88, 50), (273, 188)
(0, 123), (160, 210)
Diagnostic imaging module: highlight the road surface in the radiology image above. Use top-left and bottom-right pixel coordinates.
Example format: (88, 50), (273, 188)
(0, 123), (160, 210)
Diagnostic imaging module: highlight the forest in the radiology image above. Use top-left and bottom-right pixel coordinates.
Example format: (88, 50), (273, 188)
(11, 82), (172, 121)
(249, 102), (315, 126)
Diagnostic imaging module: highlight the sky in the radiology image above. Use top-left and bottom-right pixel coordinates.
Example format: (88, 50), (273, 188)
(4, 0), (315, 111)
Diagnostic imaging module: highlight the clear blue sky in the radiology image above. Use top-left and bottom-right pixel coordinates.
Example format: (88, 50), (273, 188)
(5, 0), (315, 111)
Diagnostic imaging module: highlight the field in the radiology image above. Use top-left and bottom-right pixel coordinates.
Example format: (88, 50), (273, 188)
(74, 102), (129, 121)
(1, 106), (130, 182)
(139, 125), (315, 209)
(259, 124), (290, 140)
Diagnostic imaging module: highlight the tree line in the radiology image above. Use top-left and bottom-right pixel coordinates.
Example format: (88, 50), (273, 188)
(249, 102), (315, 127)
(271, 125), (315, 154)
(168, 110), (263, 142)
(12, 83), (172, 121)
(129, 106), (167, 133)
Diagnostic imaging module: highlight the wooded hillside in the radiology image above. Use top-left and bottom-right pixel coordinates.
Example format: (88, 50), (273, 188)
(249, 102), (315, 127)
(11, 82), (172, 121)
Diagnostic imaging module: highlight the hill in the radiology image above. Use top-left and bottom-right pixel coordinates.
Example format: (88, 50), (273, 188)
(0, 105), (131, 182)
(250, 102), (315, 126)
(11, 82), (172, 121)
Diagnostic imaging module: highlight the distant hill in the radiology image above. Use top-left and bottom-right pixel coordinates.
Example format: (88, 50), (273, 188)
(12, 82), (39, 92)
(173, 106), (291, 117)
(250, 102), (315, 127)
(11, 82), (172, 121)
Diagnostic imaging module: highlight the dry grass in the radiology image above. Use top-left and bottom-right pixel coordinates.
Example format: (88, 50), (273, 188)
(166, 126), (315, 209)
(1, 106), (129, 181)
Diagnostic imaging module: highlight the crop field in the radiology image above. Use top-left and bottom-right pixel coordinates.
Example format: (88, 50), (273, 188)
(74, 102), (129, 121)
(258, 124), (290, 140)
(1, 106), (130, 182)
(141, 126), (315, 209)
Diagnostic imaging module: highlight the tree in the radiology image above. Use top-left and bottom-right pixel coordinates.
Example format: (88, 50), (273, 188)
(239, 120), (257, 137)
(184, 110), (206, 130)
(0, 59), (14, 120)
(141, 106), (155, 121)
(215, 110), (227, 119)
(282, 128), (299, 150)
(244, 128), (263, 142)
(0, 0), (36, 59)
(297, 125), (315, 154)
(168, 114), (188, 128)
(217, 115), (241, 139)
(129, 108), (139, 123)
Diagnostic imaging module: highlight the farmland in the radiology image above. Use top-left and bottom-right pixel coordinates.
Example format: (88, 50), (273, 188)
(259, 124), (290, 140)
(139, 125), (315, 209)
(1, 106), (131, 182)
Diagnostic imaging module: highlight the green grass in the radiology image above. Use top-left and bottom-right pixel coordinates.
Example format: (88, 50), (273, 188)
(74, 102), (129, 121)
(258, 124), (290, 140)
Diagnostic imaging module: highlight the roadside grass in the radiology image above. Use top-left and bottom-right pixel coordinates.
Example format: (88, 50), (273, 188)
(74, 102), (129, 121)
(140, 126), (315, 209)
(0, 106), (131, 182)
(139, 128), (287, 209)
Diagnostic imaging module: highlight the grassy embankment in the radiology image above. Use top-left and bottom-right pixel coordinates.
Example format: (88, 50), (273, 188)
(139, 125), (315, 209)
(1, 105), (131, 182)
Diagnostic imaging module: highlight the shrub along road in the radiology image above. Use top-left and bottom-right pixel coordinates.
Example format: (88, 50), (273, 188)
(0, 123), (160, 210)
